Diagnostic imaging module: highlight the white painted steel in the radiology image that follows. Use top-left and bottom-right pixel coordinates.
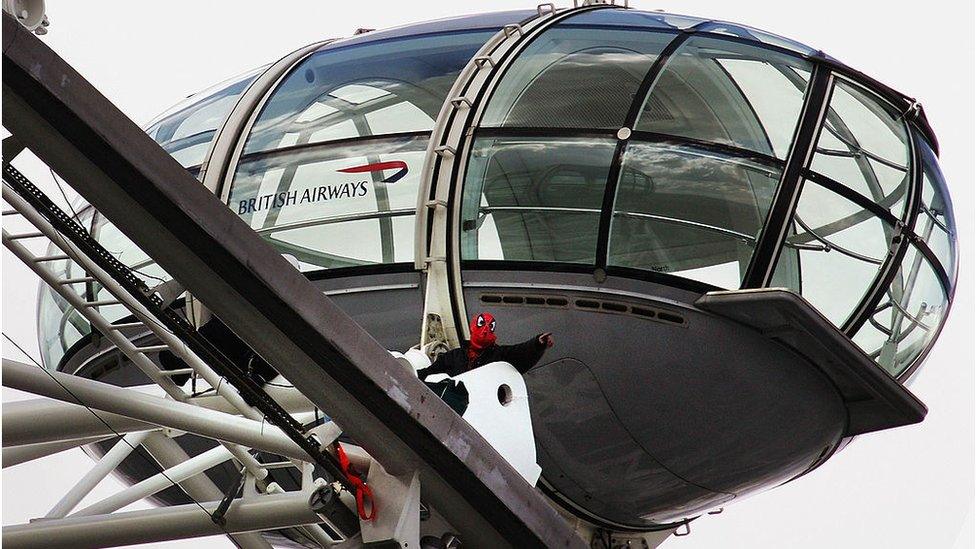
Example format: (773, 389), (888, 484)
(2, 185), (270, 478)
(454, 362), (541, 484)
(1, 397), (155, 446)
(2, 358), (308, 461)
(2, 435), (113, 468)
(2, 491), (327, 549)
(73, 444), (232, 517)
(46, 431), (152, 518)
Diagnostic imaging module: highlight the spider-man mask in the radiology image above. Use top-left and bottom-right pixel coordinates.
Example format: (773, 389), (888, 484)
(468, 312), (497, 357)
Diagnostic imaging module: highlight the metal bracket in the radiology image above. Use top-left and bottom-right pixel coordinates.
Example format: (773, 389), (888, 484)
(450, 96), (474, 109)
(502, 24), (523, 37)
(473, 56), (496, 69)
(674, 522), (691, 537)
(434, 145), (456, 158)
(360, 460), (421, 548)
(901, 99), (922, 122)
(211, 466), (247, 527)
(537, 3), (556, 16)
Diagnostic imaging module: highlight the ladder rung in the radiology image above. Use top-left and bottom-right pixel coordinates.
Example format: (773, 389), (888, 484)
(259, 461), (299, 470)
(58, 277), (96, 285)
(111, 322), (145, 329)
(160, 368), (194, 377)
(33, 254), (70, 262)
(83, 299), (121, 307)
(134, 345), (169, 353)
(8, 232), (44, 240)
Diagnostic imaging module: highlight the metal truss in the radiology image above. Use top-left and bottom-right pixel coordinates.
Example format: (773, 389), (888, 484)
(2, 8), (584, 549)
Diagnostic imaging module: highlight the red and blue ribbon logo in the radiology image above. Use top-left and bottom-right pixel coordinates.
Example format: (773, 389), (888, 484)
(337, 160), (408, 184)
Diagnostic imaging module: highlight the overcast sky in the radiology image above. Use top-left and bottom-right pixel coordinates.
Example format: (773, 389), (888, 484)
(2, 1), (973, 548)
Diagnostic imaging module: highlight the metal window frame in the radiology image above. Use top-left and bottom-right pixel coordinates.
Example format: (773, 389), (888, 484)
(741, 63), (834, 288)
(595, 30), (692, 271)
(416, 3), (615, 347)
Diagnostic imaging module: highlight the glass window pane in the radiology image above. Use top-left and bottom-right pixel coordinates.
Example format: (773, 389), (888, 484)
(38, 255), (90, 369)
(460, 137), (615, 263)
(772, 180), (893, 326)
(809, 79), (911, 217)
(914, 135), (956, 278)
(37, 208), (173, 368)
(229, 136), (427, 271)
(635, 36), (812, 159)
(608, 142), (780, 288)
(243, 31), (494, 156)
(697, 21), (817, 56)
(853, 245), (949, 377)
(480, 10), (675, 129)
(146, 68), (261, 169)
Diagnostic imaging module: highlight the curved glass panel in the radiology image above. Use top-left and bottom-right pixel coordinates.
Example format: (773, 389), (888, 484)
(38, 210), (171, 369)
(635, 36), (812, 159)
(562, 8), (706, 31)
(460, 137), (615, 263)
(145, 68), (261, 170)
(809, 79), (911, 217)
(771, 179), (891, 326)
(243, 31), (495, 156)
(915, 135), (956, 278)
(608, 142), (780, 288)
(853, 244), (949, 377)
(230, 136), (427, 271)
(38, 253), (91, 368)
(481, 10), (674, 129)
(697, 21), (817, 57)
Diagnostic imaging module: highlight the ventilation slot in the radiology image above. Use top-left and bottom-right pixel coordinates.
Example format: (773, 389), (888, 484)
(480, 294), (570, 309)
(631, 307), (656, 319)
(479, 293), (686, 327)
(657, 311), (685, 325)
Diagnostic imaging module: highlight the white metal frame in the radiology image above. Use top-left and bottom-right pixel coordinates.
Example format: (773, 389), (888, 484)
(1, 181), (354, 548)
(415, 3), (613, 349)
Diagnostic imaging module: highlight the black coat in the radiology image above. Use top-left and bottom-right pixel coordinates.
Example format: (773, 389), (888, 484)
(417, 335), (548, 379)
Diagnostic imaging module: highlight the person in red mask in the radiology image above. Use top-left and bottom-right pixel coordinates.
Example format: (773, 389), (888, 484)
(417, 312), (554, 380)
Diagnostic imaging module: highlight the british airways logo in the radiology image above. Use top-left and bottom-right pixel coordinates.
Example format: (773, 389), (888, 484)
(337, 160), (408, 184)
(237, 160), (408, 215)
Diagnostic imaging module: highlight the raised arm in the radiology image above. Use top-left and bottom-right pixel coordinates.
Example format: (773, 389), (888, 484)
(497, 333), (553, 374)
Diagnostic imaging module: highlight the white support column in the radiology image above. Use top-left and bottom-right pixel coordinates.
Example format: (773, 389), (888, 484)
(46, 431), (151, 518)
(3, 391), (316, 448)
(2, 491), (328, 549)
(73, 444), (232, 517)
(2, 435), (113, 468)
(2, 398), (152, 447)
(141, 433), (273, 549)
(2, 358), (308, 461)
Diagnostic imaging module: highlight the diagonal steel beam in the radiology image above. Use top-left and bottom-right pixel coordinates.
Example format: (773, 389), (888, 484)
(2, 490), (328, 549)
(141, 433), (274, 549)
(2, 358), (306, 460)
(2, 13), (581, 548)
(2, 435), (114, 467)
(2, 397), (154, 447)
